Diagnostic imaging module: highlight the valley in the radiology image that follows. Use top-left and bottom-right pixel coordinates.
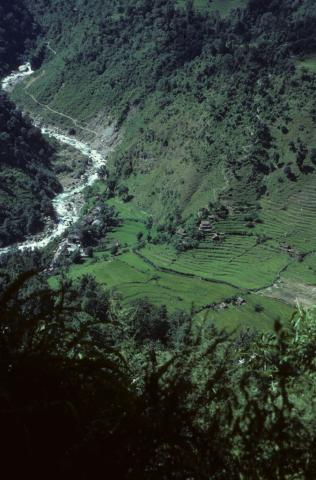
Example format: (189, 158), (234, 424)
(2, 75), (315, 328)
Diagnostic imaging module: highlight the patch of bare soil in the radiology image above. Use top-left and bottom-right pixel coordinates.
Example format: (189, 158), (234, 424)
(260, 280), (316, 307)
(83, 109), (120, 152)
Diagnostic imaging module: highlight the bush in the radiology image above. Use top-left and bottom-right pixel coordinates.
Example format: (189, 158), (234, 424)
(254, 303), (264, 313)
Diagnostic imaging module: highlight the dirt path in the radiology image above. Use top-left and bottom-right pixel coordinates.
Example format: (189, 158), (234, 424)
(25, 70), (46, 89)
(20, 48), (98, 136)
(46, 41), (57, 55)
(24, 89), (98, 136)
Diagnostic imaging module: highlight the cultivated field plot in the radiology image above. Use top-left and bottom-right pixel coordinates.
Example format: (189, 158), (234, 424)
(64, 251), (239, 313)
(52, 189), (295, 329)
(258, 180), (316, 254)
(134, 168), (316, 310)
(140, 239), (289, 290)
(297, 55), (316, 73)
(60, 247), (291, 330)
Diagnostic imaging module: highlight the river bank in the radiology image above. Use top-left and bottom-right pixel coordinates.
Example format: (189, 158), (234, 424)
(0, 64), (113, 256)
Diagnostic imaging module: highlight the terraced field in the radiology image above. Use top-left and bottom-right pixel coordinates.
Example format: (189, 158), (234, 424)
(61, 245), (292, 330)
(66, 251), (238, 312)
(283, 253), (316, 285)
(41, 71), (316, 328)
(129, 166), (316, 312)
(258, 178), (316, 253)
(48, 151), (316, 330)
(139, 238), (289, 290)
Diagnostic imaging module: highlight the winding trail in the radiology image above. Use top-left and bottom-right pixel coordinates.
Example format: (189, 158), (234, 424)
(24, 89), (98, 136)
(0, 64), (110, 256)
(22, 63), (98, 135)
(46, 41), (57, 56)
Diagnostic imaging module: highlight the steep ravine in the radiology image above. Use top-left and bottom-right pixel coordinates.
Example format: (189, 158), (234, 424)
(0, 64), (113, 256)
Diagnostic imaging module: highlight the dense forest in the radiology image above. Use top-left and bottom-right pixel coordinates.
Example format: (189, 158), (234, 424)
(0, 0), (38, 78)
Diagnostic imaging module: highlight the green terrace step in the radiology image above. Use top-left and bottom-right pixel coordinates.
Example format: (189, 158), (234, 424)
(140, 242), (289, 290)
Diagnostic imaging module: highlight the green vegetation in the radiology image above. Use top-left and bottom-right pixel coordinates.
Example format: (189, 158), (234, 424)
(1, 1), (316, 475)
(177, 0), (247, 15)
(59, 252), (292, 330)
(298, 55), (316, 73)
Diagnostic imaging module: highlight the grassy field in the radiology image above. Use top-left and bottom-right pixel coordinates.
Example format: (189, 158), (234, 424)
(196, 294), (292, 331)
(139, 240), (289, 290)
(62, 251), (237, 311)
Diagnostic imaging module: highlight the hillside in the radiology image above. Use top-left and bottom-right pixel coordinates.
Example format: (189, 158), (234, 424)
(1, 261), (316, 480)
(9, 0), (316, 324)
(0, 94), (62, 247)
(19, 0), (316, 220)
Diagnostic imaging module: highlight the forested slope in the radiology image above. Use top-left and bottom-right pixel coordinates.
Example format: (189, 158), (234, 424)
(1, 261), (316, 479)
(0, 95), (61, 246)
(0, 0), (38, 77)
(0, 0), (61, 247)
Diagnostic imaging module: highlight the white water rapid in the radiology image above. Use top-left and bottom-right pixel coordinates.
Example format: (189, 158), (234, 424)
(0, 64), (107, 256)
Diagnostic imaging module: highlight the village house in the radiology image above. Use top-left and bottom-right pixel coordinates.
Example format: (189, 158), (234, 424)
(199, 220), (213, 233)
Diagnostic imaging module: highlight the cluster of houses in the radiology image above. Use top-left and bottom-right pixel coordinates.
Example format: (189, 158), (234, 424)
(195, 296), (246, 315)
(214, 297), (246, 311)
(198, 216), (224, 242)
(280, 243), (301, 258)
(49, 205), (109, 269)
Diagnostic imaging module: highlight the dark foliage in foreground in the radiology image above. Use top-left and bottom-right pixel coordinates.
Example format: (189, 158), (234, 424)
(0, 271), (316, 479)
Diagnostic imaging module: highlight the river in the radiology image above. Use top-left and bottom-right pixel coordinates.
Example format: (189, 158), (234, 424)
(0, 63), (108, 256)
